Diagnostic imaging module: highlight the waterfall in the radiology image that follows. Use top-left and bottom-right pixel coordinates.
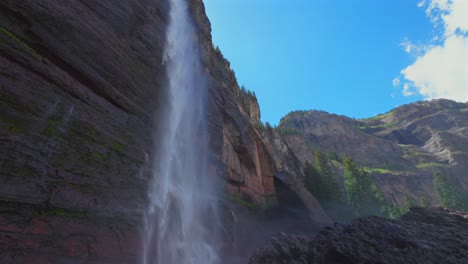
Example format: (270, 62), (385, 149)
(142, 0), (220, 263)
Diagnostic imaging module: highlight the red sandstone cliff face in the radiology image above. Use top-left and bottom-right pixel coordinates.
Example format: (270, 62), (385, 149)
(190, 0), (328, 216)
(0, 0), (328, 262)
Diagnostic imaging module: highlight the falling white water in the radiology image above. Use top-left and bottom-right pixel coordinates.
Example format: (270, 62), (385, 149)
(142, 0), (220, 263)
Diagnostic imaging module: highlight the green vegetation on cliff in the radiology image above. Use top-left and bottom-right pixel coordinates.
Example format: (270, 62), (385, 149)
(433, 171), (467, 212)
(303, 150), (343, 208)
(275, 127), (299, 136)
(0, 26), (42, 59)
(304, 150), (350, 221)
(343, 154), (401, 218)
(303, 151), (407, 220)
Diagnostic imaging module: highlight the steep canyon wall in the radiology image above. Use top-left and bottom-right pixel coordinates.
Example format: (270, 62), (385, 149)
(0, 0), (327, 262)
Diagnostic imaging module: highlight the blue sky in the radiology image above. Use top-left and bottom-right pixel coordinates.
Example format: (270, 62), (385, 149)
(203, 0), (468, 124)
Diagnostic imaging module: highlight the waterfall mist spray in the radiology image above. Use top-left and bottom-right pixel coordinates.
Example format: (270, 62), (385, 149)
(142, 0), (220, 263)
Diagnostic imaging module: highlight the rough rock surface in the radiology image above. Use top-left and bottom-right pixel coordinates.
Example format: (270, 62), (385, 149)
(250, 207), (468, 264)
(278, 99), (468, 205)
(0, 0), (169, 262)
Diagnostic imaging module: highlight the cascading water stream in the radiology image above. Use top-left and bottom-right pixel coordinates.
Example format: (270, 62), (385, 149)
(142, 0), (220, 263)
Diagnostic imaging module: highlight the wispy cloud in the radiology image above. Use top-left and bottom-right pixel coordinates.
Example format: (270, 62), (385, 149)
(394, 0), (468, 102)
(400, 38), (435, 56)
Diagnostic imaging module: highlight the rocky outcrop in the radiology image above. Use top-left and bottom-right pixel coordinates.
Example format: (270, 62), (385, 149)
(191, 0), (330, 224)
(250, 206), (468, 264)
(277, 99), (468, 205)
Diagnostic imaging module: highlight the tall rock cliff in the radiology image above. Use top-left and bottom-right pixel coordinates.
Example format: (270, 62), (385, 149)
(0, 0), (170, 262)
(0, 0), (328, 262)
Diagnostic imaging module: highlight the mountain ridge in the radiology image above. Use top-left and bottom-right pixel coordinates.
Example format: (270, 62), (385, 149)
(276, 98), (468, 205)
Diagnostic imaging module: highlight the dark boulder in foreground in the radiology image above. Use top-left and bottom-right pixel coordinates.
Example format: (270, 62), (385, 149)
(249, 207), (468, 264)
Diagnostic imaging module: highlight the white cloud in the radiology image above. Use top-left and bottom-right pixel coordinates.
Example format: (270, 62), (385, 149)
(402, 83), (415, 96)
(401, 38), (417, 54)
(401, 35), (468, 100)
(443, 0), (468, 36)
(400, 38), (434, 56)
(396, 0), (468, 102)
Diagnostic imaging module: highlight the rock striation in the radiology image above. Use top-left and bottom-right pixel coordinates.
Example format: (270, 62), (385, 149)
(0, 0), (170, 262)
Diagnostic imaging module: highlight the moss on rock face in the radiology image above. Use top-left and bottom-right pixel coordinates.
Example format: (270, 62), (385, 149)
(363, 167), (399, 175)
(0, 111), (30, 135)
(44, 118), (61, 137)
(15, 166), (36, 178)
(365, 111), (393, 121)
(7, 124), (26, 134)
(90, 151), (105, 161)
(38, 207), (89, 219)
(0, 26), (42, 59)
(226, 194), (256, 209)
(416, 162), (445, 169)
(110, 140), (124, 152)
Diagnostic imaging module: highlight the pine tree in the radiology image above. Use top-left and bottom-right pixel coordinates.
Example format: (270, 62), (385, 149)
(314, 150), (342, 205)
(421, 197), (431, 207)
(303, 161), (324, 200)
(303, 151), (350, 221)
(343, 155), (359, 214)
(433, 171), (467, 212)
(342, 154), (389, 217)
(403, 192), (416, 209)
(389, 192), (417, 217)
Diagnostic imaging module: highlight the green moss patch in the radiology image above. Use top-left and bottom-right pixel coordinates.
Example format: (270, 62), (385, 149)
(362, 167), (408, 176)
(0, 26), (42, 59)
(90, 151), (104, 161)
(416, 162), (445, 169)
(72, 121), (98, 138)
(110, 140), (124, 152)
(18, 166), (36, 177)
(0, 91), (42, 117)
(44, 118), (61, 137)
(363, 167), (394, 174)
(225, 195), (255, 209)
(0, 111), (30, 135)
(363, 111), (393, 121)
(7, 124), (27, 134)
(38, 207), (89, 219)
